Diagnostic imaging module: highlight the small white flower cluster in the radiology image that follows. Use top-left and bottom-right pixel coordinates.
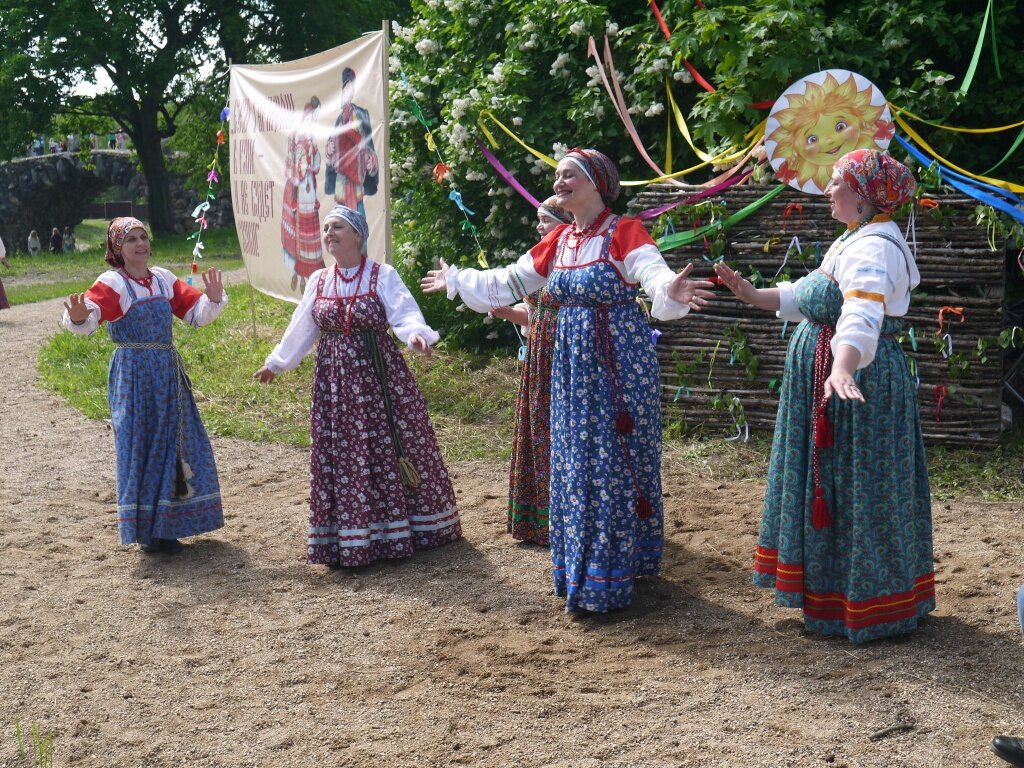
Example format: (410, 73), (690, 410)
(552, 142), (568, 160)
(673, 69), (694, 84)
(519, 34), (538, 50)
(606, 21), (619, 35)
(530, 155), (550, 176)
(650, 58), (669, 73)
(644, 102), (665, 117)
(450, 97), (472, 120)
(512, 116), (523, 127)
(487, 62), (505, 84)
(467, 17), (479, 27)
(443, 0), (463, 11)
(415, 38), (438, 56)
(585, 64), (601, 88)
(465, 170), (487, 181)
(549, 52), (572, 77)
(569, 20), (587, 35)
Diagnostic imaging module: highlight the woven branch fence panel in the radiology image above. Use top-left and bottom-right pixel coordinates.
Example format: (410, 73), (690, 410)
(630, 183), (1005, 445)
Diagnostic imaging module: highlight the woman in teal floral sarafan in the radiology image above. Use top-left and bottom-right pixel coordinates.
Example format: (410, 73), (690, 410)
(714, 149), (934, 642)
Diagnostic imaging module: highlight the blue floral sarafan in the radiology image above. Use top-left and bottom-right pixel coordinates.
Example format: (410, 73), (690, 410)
(545, 219), (663, 612)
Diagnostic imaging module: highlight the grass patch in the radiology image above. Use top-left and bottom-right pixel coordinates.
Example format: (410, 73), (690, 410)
(4, 226), (243, 306)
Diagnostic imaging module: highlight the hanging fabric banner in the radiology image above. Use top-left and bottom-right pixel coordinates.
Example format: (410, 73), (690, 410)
(229, 31), (391, 303)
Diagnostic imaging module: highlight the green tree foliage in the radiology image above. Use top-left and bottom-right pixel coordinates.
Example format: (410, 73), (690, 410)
(391, 0), (1022, 349)
(0, 0), (409, 231)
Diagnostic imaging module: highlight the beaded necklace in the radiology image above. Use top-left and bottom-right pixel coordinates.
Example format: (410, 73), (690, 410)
(332, 258), (368, 335)
(556, 207), (613, 267)
(121, 268), (154, 291)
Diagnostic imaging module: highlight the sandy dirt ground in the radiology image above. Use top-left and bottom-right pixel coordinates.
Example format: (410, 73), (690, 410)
(2, 294), (1023, 768)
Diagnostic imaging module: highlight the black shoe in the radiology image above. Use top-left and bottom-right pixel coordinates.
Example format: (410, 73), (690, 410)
(328, 561), (342, 570)
(992, 736), (1024, 767)
(140, 542), (161, 554)
(160, 538), (184, 554)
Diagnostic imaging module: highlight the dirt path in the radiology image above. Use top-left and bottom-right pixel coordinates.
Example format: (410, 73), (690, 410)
(1, 294), (1023, 768)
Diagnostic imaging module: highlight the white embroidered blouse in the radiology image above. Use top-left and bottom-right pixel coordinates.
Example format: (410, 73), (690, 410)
(776, 220), (920, 368)
(264, 262), (439, 373)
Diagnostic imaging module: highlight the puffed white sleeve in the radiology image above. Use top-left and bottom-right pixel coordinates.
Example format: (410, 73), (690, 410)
(444, 250), (548, 314)
(379, 265), (440, 347)
(182, 292), (229, 327)
(263, 272), (321, 373)
(624, 243), (690, 321)
(775, 278), (809, 322)
(62, 301), (102, 335)
(832, 238), (898, 369)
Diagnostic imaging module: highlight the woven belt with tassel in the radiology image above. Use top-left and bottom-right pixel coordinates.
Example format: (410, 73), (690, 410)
(356, 329), (421, 488)
(114, 341), (196, 499)
(583, 299), (653, 521)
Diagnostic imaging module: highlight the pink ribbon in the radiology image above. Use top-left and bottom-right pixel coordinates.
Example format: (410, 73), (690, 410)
(476, 140), (541, 209)
(589, 36), (682, 186)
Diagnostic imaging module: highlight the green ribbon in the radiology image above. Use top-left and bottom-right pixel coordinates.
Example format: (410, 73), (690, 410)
(656, 184), (786, 252)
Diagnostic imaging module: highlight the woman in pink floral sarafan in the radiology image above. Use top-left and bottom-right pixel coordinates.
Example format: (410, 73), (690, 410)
(255, 205), (462, 568)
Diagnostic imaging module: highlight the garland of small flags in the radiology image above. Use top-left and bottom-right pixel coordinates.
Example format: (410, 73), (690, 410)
(400, 69), (489, 268)
(185, 104), (230, 285)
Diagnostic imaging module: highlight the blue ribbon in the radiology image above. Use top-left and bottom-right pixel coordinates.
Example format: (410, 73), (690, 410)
(893, 134), (1024, 223)
(449, 190), (475, 216)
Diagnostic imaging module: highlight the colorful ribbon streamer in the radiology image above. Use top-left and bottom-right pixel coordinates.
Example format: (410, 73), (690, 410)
(656, 184), (786, 251)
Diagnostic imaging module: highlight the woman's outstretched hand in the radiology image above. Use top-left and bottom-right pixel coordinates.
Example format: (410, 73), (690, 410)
(202, 268), (225, 303)
(713, 262), (754, 304)
(64, 293), (91, 324)
(409, 334), (433, 357)
(252, 366), (277, 384)
(420, 259), (450, 294)
(666, 263), (716, 312)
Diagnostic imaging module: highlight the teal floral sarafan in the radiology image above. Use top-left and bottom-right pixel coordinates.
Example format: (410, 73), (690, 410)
(753, 245), (934, 642)
(546, 219), (663, 613)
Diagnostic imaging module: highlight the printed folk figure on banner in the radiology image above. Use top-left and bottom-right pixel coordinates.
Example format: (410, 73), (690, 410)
(325, 67), (379, 217)
(765, 70), (894, 195)
(281, 97), (325, 293)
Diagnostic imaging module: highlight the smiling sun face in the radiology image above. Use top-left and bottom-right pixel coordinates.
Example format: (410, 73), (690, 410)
(767, 71), (890, 193)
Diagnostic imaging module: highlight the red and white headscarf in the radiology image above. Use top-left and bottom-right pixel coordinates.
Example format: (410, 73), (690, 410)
(833, 149), (916, 214)
(105, 217), (147, 268)
(563, 147), (621, 206)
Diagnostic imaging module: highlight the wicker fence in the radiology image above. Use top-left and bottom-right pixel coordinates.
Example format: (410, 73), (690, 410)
(631, 183), (1009, 444)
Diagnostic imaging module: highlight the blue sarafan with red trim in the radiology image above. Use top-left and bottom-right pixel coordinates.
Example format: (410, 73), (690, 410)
(751, 229), (934, 643)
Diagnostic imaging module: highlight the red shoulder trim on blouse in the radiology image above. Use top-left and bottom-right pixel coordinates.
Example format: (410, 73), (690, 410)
(609, 217), (656, 262)
(85, 280), (124, 323)
(169, 278), (204, 319)
(529, 223), (569, 277)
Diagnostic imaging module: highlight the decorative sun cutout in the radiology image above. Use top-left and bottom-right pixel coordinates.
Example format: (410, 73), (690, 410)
(765, 69), (893, 195)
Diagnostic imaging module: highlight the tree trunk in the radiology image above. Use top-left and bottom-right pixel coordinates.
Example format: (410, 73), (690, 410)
(131, 102), (176, 234)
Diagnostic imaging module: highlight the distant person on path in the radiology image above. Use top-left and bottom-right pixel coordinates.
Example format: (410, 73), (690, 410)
(61, 217), (228, 555)
(107, 131), (116, 149)
(0, 237), (10, 312)
(27, 230), (41, 257)
(713, 149), (933, 642)
(63, 226), (76, 253)
(489, 197), (572, 546)
(49, 227), (63, 253)
(254, 204), (461, 569)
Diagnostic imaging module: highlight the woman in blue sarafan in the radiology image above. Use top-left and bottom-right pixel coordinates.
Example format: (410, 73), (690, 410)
(422, 148), (714, 612)
(715, 149), (934, 642)
(62, 217), (228, 555)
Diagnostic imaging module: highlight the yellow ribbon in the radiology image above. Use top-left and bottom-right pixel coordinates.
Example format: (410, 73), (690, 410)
(424, 131), (437, 152)
(476, 249), (489, 268)
(889, 102), (1024, 134)
(893, 113), (1024, 194)
(477, 109), (766, 187)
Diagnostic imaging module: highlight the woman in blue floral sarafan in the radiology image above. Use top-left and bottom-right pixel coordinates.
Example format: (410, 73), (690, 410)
(714, 149), (934, 642)
(62, 217), (227, 555)
(422, 148), (715, 613)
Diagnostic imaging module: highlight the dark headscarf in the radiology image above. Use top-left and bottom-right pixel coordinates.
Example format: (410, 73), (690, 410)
(564, 147), (621, 206)
(537, 196), (572, 224)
